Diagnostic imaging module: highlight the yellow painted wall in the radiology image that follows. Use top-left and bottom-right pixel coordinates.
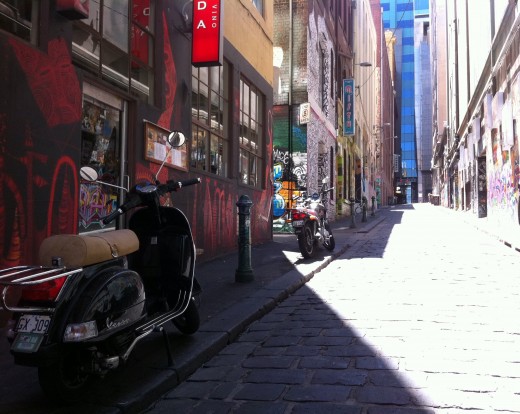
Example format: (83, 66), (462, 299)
(224, 0), (273, 86)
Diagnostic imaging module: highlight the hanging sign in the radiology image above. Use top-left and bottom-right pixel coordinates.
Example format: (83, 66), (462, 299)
(299, 103), (310, 124)
(192, 0), (224, 67)
(343, 79), (355, 135)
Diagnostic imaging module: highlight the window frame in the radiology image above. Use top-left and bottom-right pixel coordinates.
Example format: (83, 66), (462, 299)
(239, 76), (264, 189)
(0, 0), (39, 44)
(190, 61), (230, 177)
(71, 0), (155, 103)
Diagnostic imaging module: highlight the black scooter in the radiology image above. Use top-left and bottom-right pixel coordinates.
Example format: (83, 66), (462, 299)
(0, 131), (201, 403)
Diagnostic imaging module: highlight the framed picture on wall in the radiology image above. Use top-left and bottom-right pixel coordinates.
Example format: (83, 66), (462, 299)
(144, 121), (188, 171)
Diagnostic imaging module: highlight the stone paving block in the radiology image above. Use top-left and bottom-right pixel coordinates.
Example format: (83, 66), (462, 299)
(283, 384), (351, 402)
(355, 385), (413, 405)
(263, 336), (301, 347)
(366, 407), (435, 414)
(209, 382), (239, 400)
(311, 369), (368, 386)
(241, 355), (296, 369)
(303, 336), (356, 346)
(298, 356), (350, 369)
(232, 401), (289, 414)
(244, 368), (307, 384)
(323, 343), (380, 357)
(254, 346), (287, 356)
(355, 356), (400, 370)
(233, 383), (286, 401)
(291, 402), (363, 414)
(284, 345), (321, 356)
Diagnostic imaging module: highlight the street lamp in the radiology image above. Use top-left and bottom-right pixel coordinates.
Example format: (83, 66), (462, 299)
(355, 62), (372, 67)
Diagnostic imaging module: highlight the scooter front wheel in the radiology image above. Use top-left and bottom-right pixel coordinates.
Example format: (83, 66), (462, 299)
(38, 350), (92, 403)
(323, 223), (335, 251)
(172, 298), (200, 335)
(298, 222), (316, 258)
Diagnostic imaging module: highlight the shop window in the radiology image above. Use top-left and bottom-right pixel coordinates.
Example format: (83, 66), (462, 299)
(0, 0), (38, 44)
(239, 77), (264, 188)
(72, 0), (154, 103)
(191, 62), (229, 176)
(79, 89), (124, 232)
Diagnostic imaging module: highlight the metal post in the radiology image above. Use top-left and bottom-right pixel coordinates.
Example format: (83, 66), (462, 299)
(349, 197), (357, 228)
(362, 196), (367, 222)
(235, 195), (254, 283)
(371, 195), (376, 216)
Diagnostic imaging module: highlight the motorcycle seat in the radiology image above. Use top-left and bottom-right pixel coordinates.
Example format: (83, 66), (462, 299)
(39, 230), (139, 269)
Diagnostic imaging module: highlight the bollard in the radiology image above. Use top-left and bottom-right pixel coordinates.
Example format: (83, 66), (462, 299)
(235, 195), (254, 283)
(371, 196), (376, 216)
(361, 196), (367, 222)
(349, 197), (357, 228)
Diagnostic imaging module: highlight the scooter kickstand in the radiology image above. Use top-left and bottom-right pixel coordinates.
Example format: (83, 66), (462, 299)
(154, 326), (174, 367)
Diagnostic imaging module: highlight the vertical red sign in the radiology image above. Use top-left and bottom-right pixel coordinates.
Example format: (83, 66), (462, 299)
(192, 0), (223, 67)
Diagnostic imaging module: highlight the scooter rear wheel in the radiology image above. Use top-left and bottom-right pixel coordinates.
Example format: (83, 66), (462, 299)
(172, 299), (200, 335)
(38, 351), (92, 404)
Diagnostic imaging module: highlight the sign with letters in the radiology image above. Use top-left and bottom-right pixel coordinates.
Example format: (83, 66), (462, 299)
(192, 0), (223, 67)
(299, 103), (310, 124)
(343, 79), (355, 135)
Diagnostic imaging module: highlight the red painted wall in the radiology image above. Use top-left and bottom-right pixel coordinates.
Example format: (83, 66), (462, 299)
(0, 7), (272, 268)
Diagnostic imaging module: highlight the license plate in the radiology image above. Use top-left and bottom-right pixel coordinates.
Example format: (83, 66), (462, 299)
(292, 220), (304, 227)
(16, 314), (51, 334)
(11, 332), (45, 353)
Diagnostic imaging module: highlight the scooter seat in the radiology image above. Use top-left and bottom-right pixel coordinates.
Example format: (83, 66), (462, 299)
(39, 230), (139, 268)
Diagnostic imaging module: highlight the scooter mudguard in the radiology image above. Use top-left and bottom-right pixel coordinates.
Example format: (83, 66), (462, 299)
(67, 266), (146, 340)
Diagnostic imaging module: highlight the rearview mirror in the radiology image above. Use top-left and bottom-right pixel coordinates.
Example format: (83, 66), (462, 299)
(80, 166), (98, 182)
(168, 131), (186, 148)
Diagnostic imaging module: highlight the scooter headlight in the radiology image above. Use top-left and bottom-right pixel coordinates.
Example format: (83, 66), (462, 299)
(64, 321), (98, 342)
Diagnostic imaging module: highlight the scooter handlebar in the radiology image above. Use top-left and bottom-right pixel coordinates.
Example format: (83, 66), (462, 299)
(102, 194), (142, 224)
(165, 178), (201, 192)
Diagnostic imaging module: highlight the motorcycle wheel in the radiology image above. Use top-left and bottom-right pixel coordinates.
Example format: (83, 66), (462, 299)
(323, 223), (335, 251)
(38, 351), (92, 404)
(172, 299), (200, 335)
(298, 222), (315, 258)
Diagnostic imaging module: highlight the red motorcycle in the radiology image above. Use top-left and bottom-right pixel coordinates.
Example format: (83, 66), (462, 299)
(291, 177), (335, 258)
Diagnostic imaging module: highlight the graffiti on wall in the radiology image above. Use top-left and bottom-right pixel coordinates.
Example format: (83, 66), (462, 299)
(487, 123), (519, 223)
(0, 37), (82, 267)
(477, 156), (487, 218)
(272, 106), (309, 232)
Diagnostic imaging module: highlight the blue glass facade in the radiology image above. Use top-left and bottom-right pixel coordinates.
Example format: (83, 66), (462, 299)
(381, 0), (426, 202)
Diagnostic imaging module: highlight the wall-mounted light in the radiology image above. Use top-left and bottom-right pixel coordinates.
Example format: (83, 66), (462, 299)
(355, 62), (372, 67)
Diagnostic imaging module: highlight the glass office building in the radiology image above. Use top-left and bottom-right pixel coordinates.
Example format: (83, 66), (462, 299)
(381, 0), (430, 203)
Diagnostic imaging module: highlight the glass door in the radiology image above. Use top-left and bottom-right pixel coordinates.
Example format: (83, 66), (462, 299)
(79, 83), (127, 232)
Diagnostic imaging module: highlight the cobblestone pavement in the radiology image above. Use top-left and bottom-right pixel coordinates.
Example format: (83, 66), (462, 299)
(143, 204), (520, 414)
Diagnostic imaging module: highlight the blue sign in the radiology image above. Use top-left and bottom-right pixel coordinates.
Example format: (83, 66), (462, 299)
(343, 79), (355, 136)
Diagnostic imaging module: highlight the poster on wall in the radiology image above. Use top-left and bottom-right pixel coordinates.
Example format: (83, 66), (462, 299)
(144, 121), (188, 171)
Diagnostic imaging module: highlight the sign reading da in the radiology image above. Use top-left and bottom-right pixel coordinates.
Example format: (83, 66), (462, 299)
(192, 0), (224, 67)
(343, 79), (355, 135)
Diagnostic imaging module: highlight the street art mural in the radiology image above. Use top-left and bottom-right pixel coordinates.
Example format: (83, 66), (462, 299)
(486, 79), (520, 228)
(0, 37), (82, 267)
(272, 106), (308, 232)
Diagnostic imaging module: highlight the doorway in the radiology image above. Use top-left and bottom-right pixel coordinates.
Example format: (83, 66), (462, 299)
(79, 83), (127, 233)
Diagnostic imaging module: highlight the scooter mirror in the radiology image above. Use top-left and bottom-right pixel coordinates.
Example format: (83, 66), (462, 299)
(168, 131), (186, 148)
(80, 166), (99, 182)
